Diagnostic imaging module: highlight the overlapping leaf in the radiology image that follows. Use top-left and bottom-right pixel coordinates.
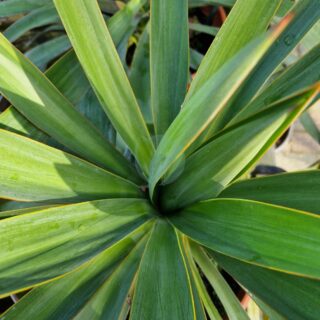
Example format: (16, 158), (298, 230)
(170, 199), (320, 279)
(161, 88), (317, 209)
(0, 199), (154, 296)
(53, 0), (154, 176)
(0, 130), (141, 202)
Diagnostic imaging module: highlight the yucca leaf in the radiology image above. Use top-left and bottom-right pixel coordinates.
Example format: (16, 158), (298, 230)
(0, 0), (51, 17)
(129, 24), (152, 124)
(230, 43), (320, 124)
(0, 33), (139, 180)
(188, 0), (235, 8)
(170, 198), (320, 279)
(233, 0), (320, 110)
(150, 0), (189, 140)
(210, 251), (320, 320)
(74, 235), (148, 320)
(182, 236), (222, 320)
(0, 130), (141, 202)
(187, 0), (282, 99)
(3, 5), (60, 42)
(0, 199), (154, 296)
(0, 0), (145, 153)
(161, 88), (317, 209)
(0, 205), (55, 219)
(130, 220), (195, 320)
(219, 170), (320, 214)
(300, 111), (320, 144)
(209, 0), (320, 134)
(25, 35), (71, 70)
(53, 0), (154, 176)
(190, 242), (249, 320)
(1, 227), (149, 319)
(149, 24), (288, 197)
(189, 23), (219, 36)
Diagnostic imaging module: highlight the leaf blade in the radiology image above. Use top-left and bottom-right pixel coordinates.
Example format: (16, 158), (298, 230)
(130, 220), (195, 320)
(170, 198), (320, 279)
(150, 0), (189, 139)
(0, 199), (154, 296)
(0, 129), (141, 202)
(53, 0), (154, 175)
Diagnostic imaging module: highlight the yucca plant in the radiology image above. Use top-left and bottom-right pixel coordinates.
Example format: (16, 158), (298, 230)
(0, 0), (320, 319)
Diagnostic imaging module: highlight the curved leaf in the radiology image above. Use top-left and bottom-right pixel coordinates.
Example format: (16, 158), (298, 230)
(187, 0), (282, 98)
(231, 43), (320, 124)
(210, 250), (320, 320)
(150, 0), (189, 139)
(0, 199), (154, 296)
(219, 170), (320, 214)
(74, 235), (148, 320)
(130, 220), (195, 320)
(53, 0), (154, 176)
(0, 226), (149, 320)
(170, 198), (320, 279)
(25, 35), (71, 70)
(0, 0), (50, 17)
(0, 130), (141, 202)
(149, 24), (288, 197)
(190, 242), (249, 320)
(3, 5), (60, 42)
(161, 88), (317, 210)
(0, 33), (136, 180)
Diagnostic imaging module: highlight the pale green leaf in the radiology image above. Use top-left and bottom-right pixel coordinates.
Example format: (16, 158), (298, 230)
(0, 226), (149, 319)
(150, 0), (189, 139)
(0, 199), (154, 296)
(219, 170), (320, 214)
(53, 0), (154, 176)
(170, 198), (320, 279)
(0, 129), (141, 202)
(130, 220), (195, 320)
(0, 33), (137, 180)
(161, 89), (316, 210)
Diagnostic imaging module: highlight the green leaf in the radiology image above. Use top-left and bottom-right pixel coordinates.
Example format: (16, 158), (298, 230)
(0, 130), (141, 202)
(0, 205), (55, 219)
(149, 25), (287, 197)
(76, 88), (115, 143)
(25, 35), (71, 70)
(189, 23), (219, 36)
(190, 242), (249, 320)
(301, 111), (320, 144)
(129, 24), (152, 124)
(219, 170), (320, 214)
(210, 250), (320, 320)
(0, 33), (139, 181)
(3, 5), (60, 42)
(232, 0), (320, 111)
(0, 0), (145, 154)
(0, 0), (51, 17)
(182, 236), (222, 320)
(0, 199), (154, 296)
(1, 227), (149, 320)
(194, 1), (320, 141)
(74, 235), (148, 320)
(170, 198), (320, 279)
(130, 220), (195, 320)
(53, 0), (154, 176)
(230, 43), (320, 124)
(189, 48), (203, 70)
(161, 88), (316, 209)
(188, 0), (235, 8)
(187, 0), (282, 99)
(150, 0), (189, 139)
